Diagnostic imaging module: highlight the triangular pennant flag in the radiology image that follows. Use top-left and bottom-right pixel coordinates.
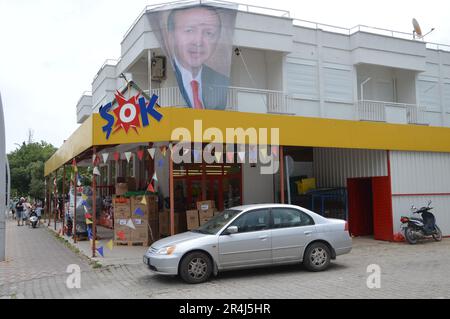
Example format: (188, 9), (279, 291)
(160, 146), (167, 157)
(81, 200), (88, 207)
(126, 219), (136, 230)
(82, 194), (88, 200)
(77, 174), (81, 187)
(158, 159), (164, 168)
(93, 167), (101, 176)
(96, 246), (104, 257)
(134, 207), (145, 217)
(227, 152), (234, 162)
(147, 148), (155, 159)
(106, 240), (114, 251)
(102, 153), (109, 164)
(168, 143), (173, 152)
(140, 196), (147, 205)
(260, 147), (268, 161)
(114, 152), (120, 162)
(238, 152), (246, 162)
(92, 154), (96, 163)
(152, 172), (158, 182)
(117, 230), (126, 241)
(271, 146), (279, 157)
(215, 152), (222, 163)
(125, 152), (132, 163)
(137, 150), (145, 161)
(147, 183), (155, 193)
(86, 219), (93, 225)
(87, 227), (93, 240)
(84, 213), (92, 219)
(193, 149), (202, 162)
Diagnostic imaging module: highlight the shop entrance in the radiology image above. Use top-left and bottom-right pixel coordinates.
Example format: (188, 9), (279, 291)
(174, 163), (242, 212)
(347, 176), (393, 241)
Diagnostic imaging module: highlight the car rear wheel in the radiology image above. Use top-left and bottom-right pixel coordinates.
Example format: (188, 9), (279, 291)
(179, 252), (212, 284)
(303, 242), (331, 272)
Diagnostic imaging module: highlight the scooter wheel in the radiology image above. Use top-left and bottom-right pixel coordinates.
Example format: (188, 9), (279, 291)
(404, 228), (418, 245)
(432, 226), (442, 242)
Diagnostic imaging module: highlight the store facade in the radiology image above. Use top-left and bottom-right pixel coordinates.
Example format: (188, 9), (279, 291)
(46, 1), (450, 256)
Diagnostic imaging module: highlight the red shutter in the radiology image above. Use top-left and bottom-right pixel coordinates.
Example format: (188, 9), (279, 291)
(372, 176), (394, 241)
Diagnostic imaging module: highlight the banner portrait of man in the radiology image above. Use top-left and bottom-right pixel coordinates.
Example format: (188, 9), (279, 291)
(148, 4), (237, 110)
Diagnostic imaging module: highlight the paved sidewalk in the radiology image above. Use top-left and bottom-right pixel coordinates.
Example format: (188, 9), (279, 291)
(1, 218), (450, 299)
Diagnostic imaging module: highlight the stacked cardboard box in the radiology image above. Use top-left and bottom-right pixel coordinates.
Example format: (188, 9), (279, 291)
(197, 201), (216, 226)
(113, 197), (131, 242)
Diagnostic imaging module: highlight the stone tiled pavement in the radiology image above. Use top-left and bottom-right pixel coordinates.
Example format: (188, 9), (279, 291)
(1, 219), (450, 299)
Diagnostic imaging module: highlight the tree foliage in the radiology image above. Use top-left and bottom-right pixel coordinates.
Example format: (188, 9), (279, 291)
(8, 141), (57, 200)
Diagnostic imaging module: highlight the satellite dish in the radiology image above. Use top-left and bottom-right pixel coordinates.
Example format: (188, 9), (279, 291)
(412, 18), (423, 38)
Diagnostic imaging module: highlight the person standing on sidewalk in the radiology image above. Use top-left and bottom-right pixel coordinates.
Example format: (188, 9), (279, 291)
(22, 198), (31, 226)
(15, 198), (24, 226)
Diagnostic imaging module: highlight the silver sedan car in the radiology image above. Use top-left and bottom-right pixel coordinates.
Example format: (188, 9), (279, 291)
(143, 204), (352, 284)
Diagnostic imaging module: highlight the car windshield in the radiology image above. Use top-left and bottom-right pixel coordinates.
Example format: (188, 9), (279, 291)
(191, 209), (242, 235)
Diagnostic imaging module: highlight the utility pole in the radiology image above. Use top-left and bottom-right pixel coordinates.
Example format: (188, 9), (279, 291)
(0, 92), (6, 261)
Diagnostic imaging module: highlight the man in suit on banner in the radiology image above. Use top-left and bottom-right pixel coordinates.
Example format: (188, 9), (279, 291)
(167, 6), (230, 110)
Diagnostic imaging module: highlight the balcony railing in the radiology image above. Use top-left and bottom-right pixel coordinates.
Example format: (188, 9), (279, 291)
(357, 100), (428, 125)
(147, 86), (289, 114)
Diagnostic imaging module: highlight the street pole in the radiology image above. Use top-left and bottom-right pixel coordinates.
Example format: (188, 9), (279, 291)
(0, 92), (6, 261)
(92, 148), (97, 258)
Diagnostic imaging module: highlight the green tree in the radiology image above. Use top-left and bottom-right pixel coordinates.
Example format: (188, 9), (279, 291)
(8, 141), (57, 200)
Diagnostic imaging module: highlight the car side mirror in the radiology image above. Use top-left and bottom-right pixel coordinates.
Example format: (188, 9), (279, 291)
(224, 226), (238, 235)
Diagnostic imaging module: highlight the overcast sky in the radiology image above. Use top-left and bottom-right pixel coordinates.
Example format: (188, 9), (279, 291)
(1, 0), (449, 153)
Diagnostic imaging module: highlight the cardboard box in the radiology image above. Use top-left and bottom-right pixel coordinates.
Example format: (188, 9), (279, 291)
(131, 196), (158, 221)
(114, 225), (131, 242)
(130, 226), (148, 242)
(197, 200), (215, 212)
(186, 210), (199, 230)
(113, 198), (131, 219)
(116, 183), (128, 196)
(199, 218), (212, 226)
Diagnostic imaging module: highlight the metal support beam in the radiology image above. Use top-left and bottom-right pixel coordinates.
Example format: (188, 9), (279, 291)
(280, 146), (285, 204)
(169, 144), (175, 236)
(92, 147), (97, 258)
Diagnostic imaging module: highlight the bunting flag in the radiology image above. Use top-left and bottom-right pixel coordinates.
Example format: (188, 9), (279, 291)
(93, 167), (101, 176)
(272, 146), (279, 157)
(125, 152), (132, 163)
(215, 152), (222, 163)
(106, 240), (114, 251)
(147, 183), (155, 193)
(226, 152), (234, 162)
(160, 146), (167, 157)
(117, 230), (126, 241)
(238, 152), (245, 163)
(152, 172), (158, 182)
(158, 159), (164, 168)
(82, 194), (88, 200)
(134, 207), (145, 217)
(84, 213), (92, 219)
(92, 154), (96, 163)
(81, 200), (88, 207)
(83, 205), (88, 213)
(147, 148), (156, 159)
(77, 174), (81, 187)
(96, 246), (104, 257)
(102, 153), (109, 164)
(86, 218), (93, 225)
(87, 227), (93, 240)
(126, 219), (136, 230)
(140, 196), (147, 205)
(113, 152), (120, 162)
(193, 149), (202, 162)
(137, 150), (145, 161)
(260, 147), (268, 161)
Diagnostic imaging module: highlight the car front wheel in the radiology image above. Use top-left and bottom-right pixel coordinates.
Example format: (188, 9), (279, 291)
(179, 252), (212, 284)
(303, 242), (331, 272)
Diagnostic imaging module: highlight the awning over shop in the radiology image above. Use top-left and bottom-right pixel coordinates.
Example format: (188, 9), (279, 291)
(45, 108), (450, 176)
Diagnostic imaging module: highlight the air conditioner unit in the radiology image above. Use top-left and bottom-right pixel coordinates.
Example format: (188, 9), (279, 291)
(151, 56), (166, 81)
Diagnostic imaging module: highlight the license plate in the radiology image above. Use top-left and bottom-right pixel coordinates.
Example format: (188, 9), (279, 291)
(143, 256), (149, 265)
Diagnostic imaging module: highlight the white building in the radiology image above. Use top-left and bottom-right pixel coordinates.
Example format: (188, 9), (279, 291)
(69, 0), (450, 241)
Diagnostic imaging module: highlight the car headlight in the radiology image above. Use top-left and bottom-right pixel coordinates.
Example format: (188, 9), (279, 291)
(156, 246), (176, 255)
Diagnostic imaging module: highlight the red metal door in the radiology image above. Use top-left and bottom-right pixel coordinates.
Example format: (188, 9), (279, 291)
(347, 178), (373, 237)
(371, 176), (394, 241)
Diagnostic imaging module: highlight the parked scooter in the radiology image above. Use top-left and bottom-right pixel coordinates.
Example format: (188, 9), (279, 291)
(400, 201), (442, 244)
(29, 210), (39, 229)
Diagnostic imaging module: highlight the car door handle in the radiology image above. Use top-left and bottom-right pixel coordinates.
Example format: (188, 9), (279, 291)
(259, 235), (268, 240)
(304, 231), (313, 235)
